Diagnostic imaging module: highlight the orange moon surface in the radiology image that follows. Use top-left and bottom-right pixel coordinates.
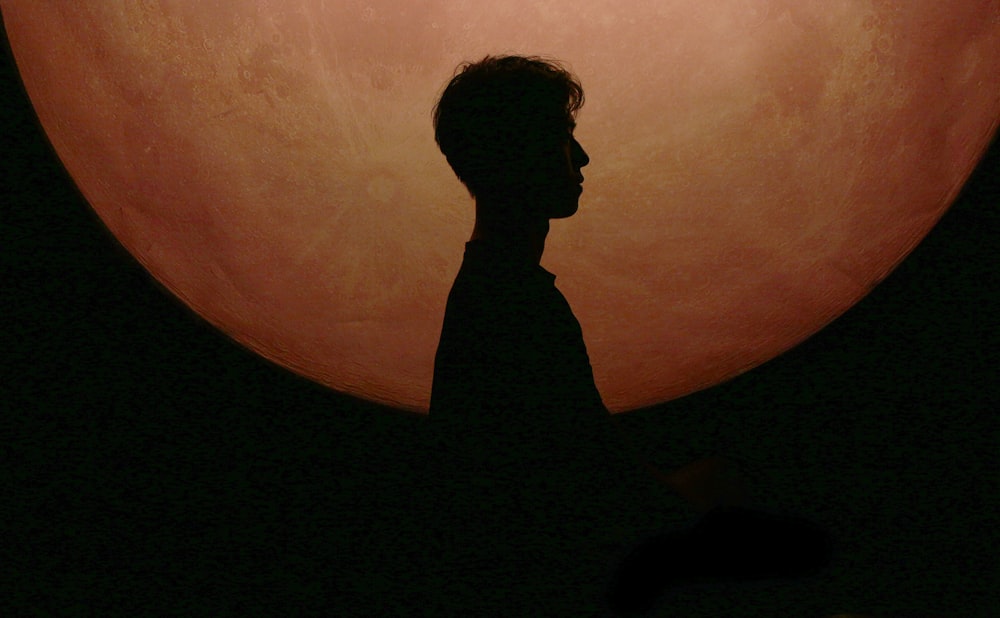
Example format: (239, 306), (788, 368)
(3, 1), (998, 413)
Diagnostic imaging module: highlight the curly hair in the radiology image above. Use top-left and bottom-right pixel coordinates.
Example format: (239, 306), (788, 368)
(432, 55), (585, 198)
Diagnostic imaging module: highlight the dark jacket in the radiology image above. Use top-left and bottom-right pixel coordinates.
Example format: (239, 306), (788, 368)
(429, 239), (613, 469)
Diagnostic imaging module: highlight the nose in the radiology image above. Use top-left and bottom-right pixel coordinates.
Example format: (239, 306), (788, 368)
(572, 138), (590, 169)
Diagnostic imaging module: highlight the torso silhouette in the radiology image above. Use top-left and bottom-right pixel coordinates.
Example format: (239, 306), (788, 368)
(430, 238), (612, 469)
(424, 239), (676, 610)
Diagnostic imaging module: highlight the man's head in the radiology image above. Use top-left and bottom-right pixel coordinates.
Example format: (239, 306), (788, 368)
(433, 55), (589, 221)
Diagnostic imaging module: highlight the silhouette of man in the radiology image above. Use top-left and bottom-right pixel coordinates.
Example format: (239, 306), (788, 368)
(426, 55), (659, 611)
(424, 55), (832, 614)
(428, 55), (611, 467)
(427, 55), (727, 515)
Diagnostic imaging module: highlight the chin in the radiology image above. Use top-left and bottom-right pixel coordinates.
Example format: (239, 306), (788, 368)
(549, 203), (579, 219)
(548, 194), (581, 219)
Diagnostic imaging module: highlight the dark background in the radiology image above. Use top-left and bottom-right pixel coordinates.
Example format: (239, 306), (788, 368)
(4, 16), (997, 617)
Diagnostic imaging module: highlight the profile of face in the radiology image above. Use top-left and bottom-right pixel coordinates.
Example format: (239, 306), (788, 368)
(512, 123), (590, 220)
(551, 133), (590, 219)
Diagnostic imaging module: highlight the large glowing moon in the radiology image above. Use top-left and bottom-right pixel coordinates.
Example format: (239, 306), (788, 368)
(3, 1), (998, 412)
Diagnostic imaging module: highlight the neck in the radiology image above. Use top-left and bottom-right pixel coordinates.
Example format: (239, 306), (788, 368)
(470, 200), (549, 265)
